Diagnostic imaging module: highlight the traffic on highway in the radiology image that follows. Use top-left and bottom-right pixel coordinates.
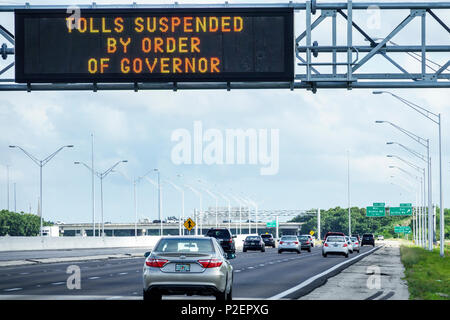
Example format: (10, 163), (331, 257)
(0, 228), (380, 301)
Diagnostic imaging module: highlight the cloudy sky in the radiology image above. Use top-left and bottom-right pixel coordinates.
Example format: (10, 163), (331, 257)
(0, 0), (449, 225)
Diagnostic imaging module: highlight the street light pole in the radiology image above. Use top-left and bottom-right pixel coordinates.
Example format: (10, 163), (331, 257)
(374, 91), (444, 256)
(153, 169), (163, 236)
(348, 150), (351, 236)
(377, 121), (433, 250)
(75, 159), (127, 237)
(10, 145), (74, 236)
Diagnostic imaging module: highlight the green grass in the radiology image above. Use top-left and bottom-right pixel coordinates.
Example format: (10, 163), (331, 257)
(400, 245), (450, 300)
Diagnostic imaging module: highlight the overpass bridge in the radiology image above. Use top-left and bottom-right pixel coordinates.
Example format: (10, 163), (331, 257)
(59, 221), (305, 237)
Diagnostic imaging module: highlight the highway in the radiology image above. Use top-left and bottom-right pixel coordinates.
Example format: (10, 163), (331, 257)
(0, 245), (377, 300)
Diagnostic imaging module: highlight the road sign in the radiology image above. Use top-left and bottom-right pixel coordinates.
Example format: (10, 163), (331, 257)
(366, 206), (385, 217)
(390, 207), (412, 216)
(14, 8), (294, 83)
(266, 220), (276, 228)
(394, 226), (411, 234)
(373, 202), (385, 207)
(400, 203), (412, 207)
(183, 218), (196, 231)
(309, 230), (314, 236)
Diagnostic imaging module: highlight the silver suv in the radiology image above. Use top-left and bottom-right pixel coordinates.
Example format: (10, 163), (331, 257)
(143, 236), (235, 300)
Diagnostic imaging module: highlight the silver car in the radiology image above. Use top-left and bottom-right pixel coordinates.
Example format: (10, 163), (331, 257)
(350, 236), (360, 253)
(278, 235), (301, 254)
(322, 236), (349, 258)
(143, 236), (235, 300)
(345, 236), (354, 253)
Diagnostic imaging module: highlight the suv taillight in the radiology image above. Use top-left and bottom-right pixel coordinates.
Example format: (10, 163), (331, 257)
(324, 243), (329, 247)
(279, 241), (284, 244)
(145, 258), (168, 268)
(198, 259), (223, 268)
(294, 241), (299, 244)
(343, 243), (348, 247)
(228, 239), (233, 243)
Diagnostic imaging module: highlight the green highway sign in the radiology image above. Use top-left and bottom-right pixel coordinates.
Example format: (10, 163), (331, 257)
(373, 202), (385, 207)
(390, 206), (412, 216)
(366, 206), (385, 217)
(266, 221), (277, 228)
(394, 226), (411, 234)
(400, 203), (412, 207)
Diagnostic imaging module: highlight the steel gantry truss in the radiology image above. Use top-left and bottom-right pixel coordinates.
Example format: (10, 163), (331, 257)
(0, 1), (449, 92)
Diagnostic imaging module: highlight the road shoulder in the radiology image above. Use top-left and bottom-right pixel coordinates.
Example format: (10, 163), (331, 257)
(299, 241), (409, 300)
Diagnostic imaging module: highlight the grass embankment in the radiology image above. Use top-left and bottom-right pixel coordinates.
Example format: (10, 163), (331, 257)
(400, 245), (450, 300)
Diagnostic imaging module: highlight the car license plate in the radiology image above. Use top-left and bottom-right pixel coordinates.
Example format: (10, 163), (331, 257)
(333, 244), (338, 247)
(175, 264), (190, 272)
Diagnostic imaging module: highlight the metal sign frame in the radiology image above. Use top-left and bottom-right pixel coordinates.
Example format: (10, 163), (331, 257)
(0, 1), (449, 92)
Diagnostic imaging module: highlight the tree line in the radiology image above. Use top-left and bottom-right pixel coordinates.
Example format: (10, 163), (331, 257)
(289, 206), (414, 239)
(0, 210), (53, 236)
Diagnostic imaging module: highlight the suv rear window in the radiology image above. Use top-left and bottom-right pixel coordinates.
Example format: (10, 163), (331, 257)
(206, 229), (231, 239)
(246, 236), (260, 241)
(363, 234), (374, 238)
(261, 234), (272, 238)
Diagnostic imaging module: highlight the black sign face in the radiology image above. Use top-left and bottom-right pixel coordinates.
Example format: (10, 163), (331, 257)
(14, 8), (293, 83)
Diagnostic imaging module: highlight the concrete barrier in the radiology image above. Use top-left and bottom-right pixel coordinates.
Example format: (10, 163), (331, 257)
(0, 236), (161, 252)
(0, 233), (257, 252)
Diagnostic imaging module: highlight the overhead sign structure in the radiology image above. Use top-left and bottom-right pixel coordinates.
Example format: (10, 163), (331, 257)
(366, 206), (385, 217)
(394, 226), (411, 234)
(14, 8), (294, 83)
(390, 207), (412, 216)
(183, 218), (196, 231)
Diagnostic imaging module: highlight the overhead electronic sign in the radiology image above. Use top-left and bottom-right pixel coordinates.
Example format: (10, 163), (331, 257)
(14, 8), (294, 83)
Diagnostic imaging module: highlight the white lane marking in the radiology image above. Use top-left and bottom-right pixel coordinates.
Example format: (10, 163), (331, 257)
(259, 264), (265, 267)
(89, 277), (100, 280)
(19, 272), (29, 275)
(118, 272), (128, 275)
(247, 266), (254, 269)
(3, 288), (22, 292)
(51, 282), (65, 285)
(235, 270), (241, 273)
(268, 246), (381, 300)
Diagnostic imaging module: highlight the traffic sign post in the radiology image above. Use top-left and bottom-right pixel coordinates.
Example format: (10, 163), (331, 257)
(183, 218), (196, 232)
(266, 220), (277, 228)
(394, 226), (411, 234)
(366, 206), (385, 217)
(373, 202), (385, 207)
(390, 207), (412, 216)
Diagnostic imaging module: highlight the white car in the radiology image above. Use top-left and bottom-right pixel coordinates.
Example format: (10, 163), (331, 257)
(350, 236), (360, 253)
(378, 235), (384, 241)
(278, 235), (301, 254)
(322, 236), (349, 258)
(345, 236), (354, 253)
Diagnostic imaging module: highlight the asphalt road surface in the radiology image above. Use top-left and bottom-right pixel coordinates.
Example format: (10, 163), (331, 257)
(0, 246), (376, 300)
